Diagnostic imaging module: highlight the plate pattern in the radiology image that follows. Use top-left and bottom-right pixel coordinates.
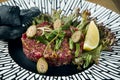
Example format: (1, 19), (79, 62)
(0, 0), (120, 80)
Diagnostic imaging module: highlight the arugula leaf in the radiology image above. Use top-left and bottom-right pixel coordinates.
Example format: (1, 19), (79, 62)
(83, 45), (102, 67)
(52, 10), (62, 22)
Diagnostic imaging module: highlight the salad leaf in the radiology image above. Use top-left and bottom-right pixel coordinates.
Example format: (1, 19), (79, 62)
(61, 8), (80, 30)
(62, 8), (80, 24)
(77, 10), (90, 30)
(33, 14), (52, 25)
(88, 45), (102, 59)
(52, 10), (62, 22)
(98, 25), (116, 51)
(83, 45), (102, 65)
(83, 54), (92, 68)
(73, 45), (102, 69)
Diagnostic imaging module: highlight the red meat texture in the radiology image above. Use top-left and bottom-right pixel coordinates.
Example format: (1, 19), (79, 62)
(21, 34), (73, 66)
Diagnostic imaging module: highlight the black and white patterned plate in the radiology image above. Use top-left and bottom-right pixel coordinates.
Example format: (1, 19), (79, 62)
(0, 0), (120, 79)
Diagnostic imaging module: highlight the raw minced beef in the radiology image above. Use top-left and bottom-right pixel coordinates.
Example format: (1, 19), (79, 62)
(22, 34), (73, 66)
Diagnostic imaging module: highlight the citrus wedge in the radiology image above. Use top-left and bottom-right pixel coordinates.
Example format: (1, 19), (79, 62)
(83, 21), (99, 51)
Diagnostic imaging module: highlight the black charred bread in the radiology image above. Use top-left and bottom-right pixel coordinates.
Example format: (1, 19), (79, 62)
(20, 7), (40, 27)
(0, 26), (11, 39)
(0, 5), (21, 27)
(0, 6), (40, 40)
(0, 26), (24, 40)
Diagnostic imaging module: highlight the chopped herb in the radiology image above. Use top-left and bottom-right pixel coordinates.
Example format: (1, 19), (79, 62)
(35, 36), (49, 45)
(69, 38), (74, 50)
(75, 43), (80, 57)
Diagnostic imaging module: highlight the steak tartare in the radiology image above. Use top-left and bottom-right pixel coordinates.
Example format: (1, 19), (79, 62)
(22, 32), (73, 66)
(21, 8), (116, 73)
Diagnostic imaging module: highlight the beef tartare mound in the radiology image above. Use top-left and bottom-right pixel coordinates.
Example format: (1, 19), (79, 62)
(22, 33), (73, 66)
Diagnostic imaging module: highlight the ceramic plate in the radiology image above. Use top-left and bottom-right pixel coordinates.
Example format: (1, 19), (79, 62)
(0, 0), (120, 79)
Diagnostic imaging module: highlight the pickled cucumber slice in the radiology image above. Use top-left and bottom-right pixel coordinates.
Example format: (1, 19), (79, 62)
(71, 31), (82, 43)
(53, 19), (62, 30)
(36, 57), (48, 74)
(26, 25), (37, 37)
